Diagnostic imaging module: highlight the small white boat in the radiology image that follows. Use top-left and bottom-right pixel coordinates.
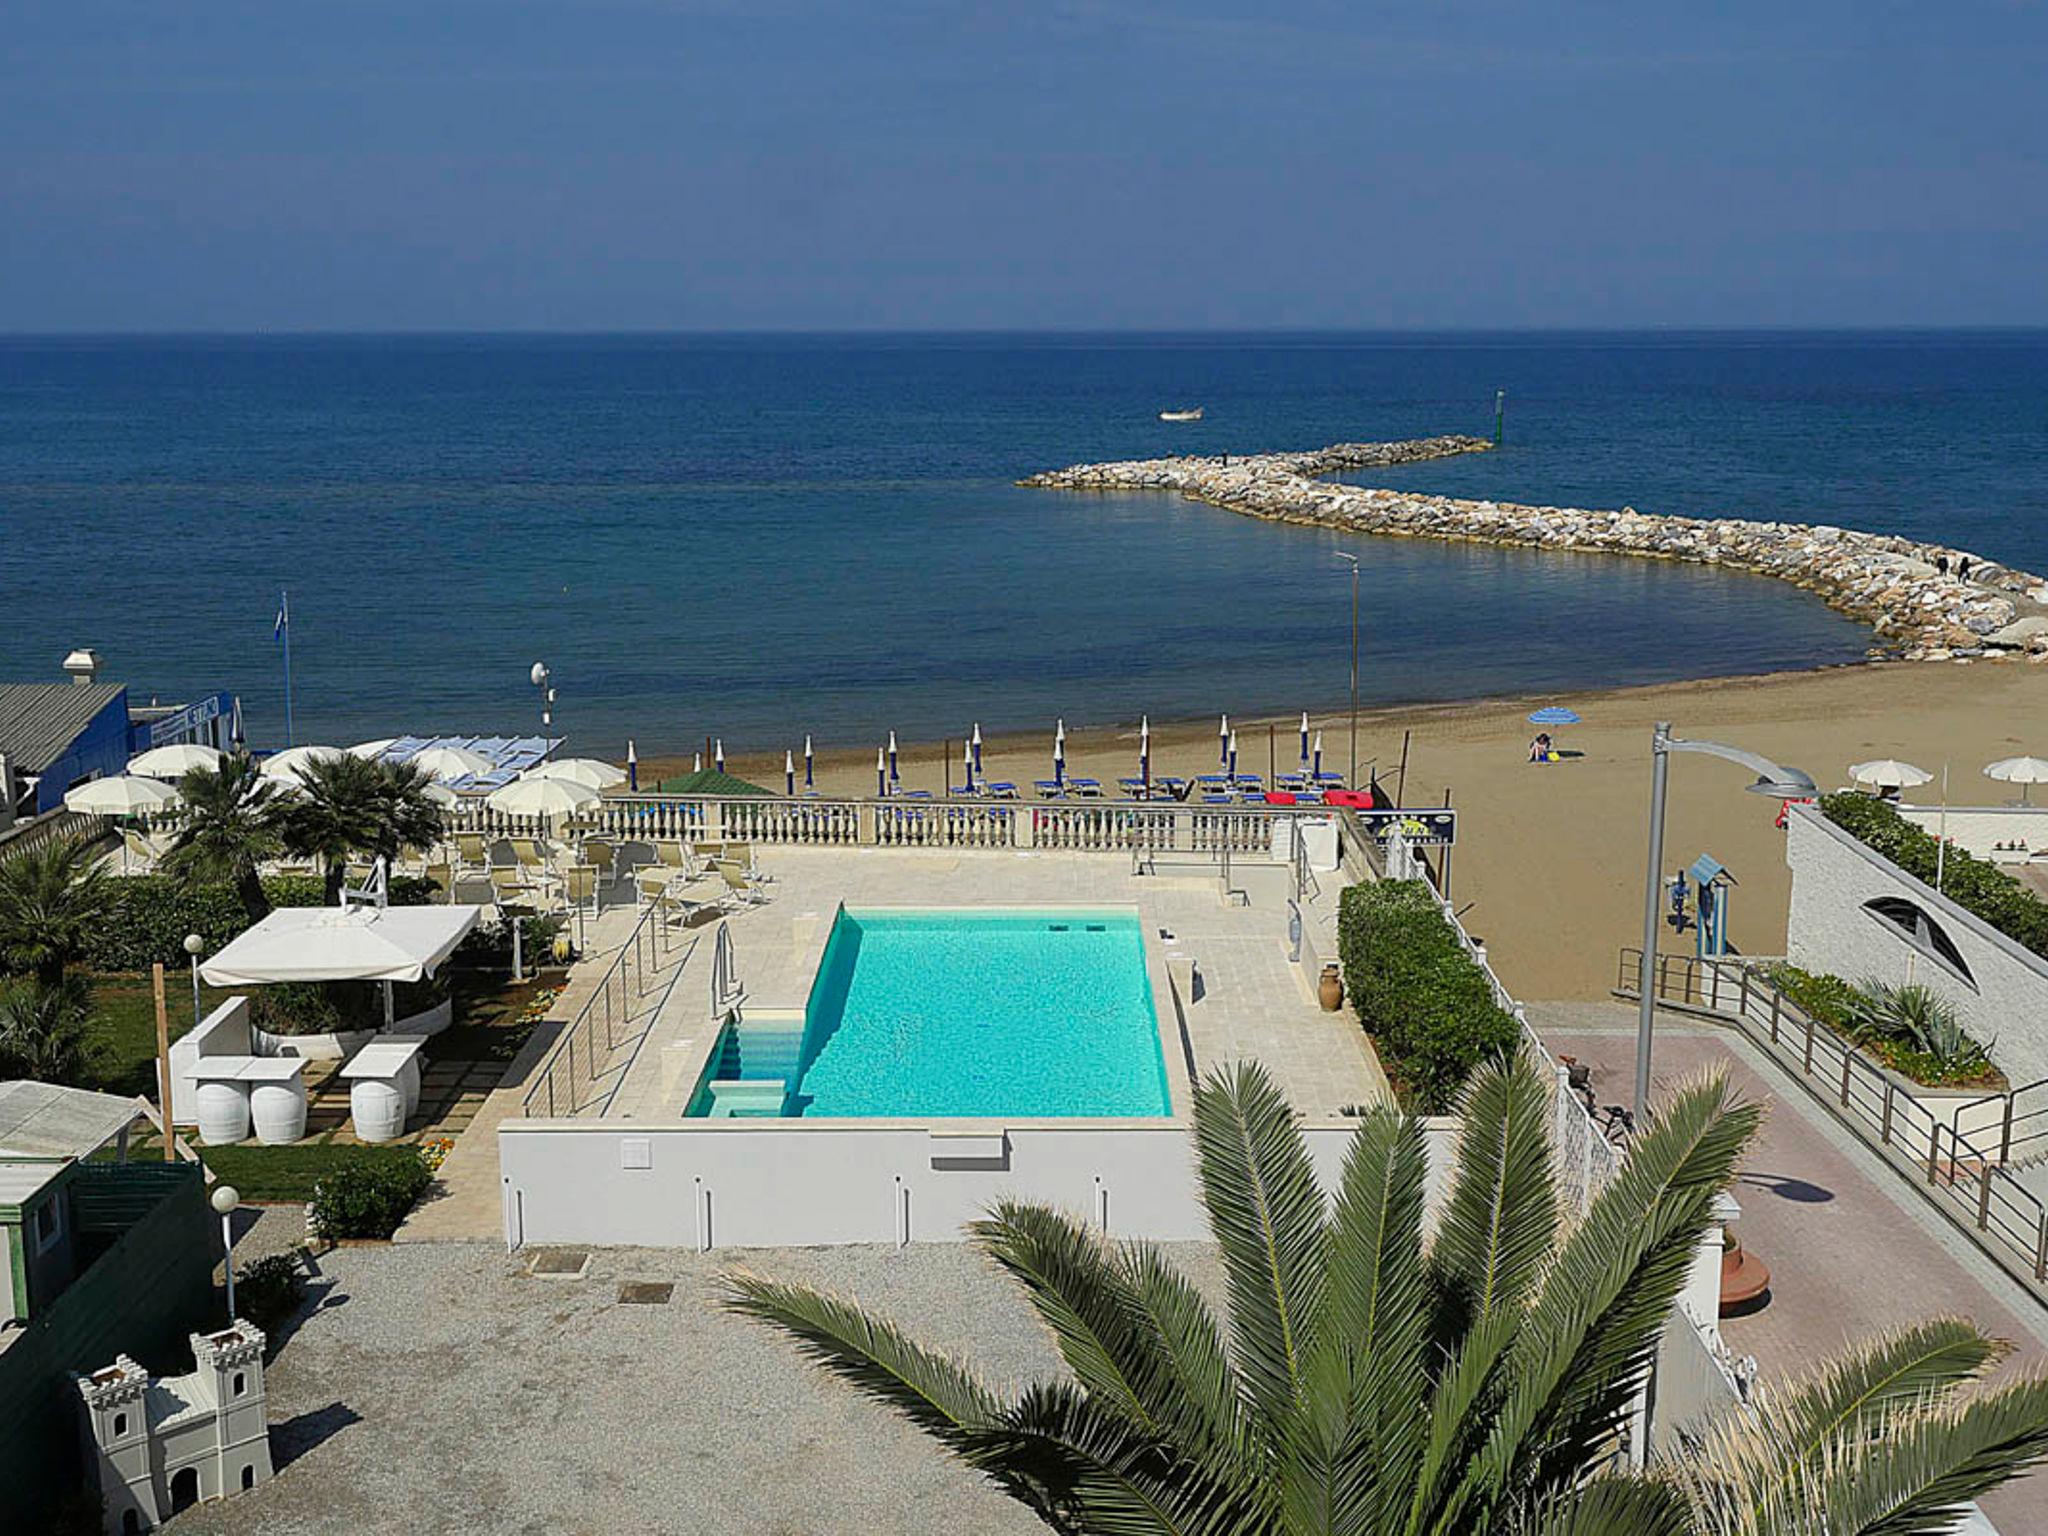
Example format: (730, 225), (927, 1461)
(1159, 407), (1204, 422)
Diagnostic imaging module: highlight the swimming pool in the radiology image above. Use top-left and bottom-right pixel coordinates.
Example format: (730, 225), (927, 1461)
(687, 907), (1172, 1119)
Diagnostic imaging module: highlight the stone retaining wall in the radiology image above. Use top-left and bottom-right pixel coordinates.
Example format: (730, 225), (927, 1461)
(1022, 437), (2048, 660)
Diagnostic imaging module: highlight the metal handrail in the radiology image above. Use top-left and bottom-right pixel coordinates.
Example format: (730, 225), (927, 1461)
(521, 895), (686, 1118)
(1619, 948), (2048, 1288)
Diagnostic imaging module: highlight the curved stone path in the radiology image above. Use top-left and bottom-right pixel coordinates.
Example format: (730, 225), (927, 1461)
(1023, 437), (2048, 660)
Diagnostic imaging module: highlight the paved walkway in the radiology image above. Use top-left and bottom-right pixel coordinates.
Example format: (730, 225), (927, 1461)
(1525, 1001), (2048, 1531)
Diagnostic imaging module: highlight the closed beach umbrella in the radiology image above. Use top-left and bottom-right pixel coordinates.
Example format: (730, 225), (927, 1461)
(1219, 714), (1229, 765)
(1986, 755), (2048, 806)
(527, 757), (626, 790)
(627, 739), (638, 791)
(715, 739), (726, 772)
(876, 747), (887, 798)
(1228, 731), (1239, 779)
(1299, 712), (1310, 765)
(485, 775), (598, 824)
(971, 723), (983, 775)
(804, 735), (814, 788)
(1528, 707), (1581, 726)
(1140, 716), (1150, 787)
(128, 742), (223, 778)
(1313, 731), (1324, 780)
(1848, 759), (1933, 792)
(888, 731), (898, 783)
(261, 745), (345, 784)
(785, 750), (796, 797)
(411, 746), (496, 782)
(1054, 732), (1064, 788)
(961, 739), (974, 792)
(347, 738), (398, 760)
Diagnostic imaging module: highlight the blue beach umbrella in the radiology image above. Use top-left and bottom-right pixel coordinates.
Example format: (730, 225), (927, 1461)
(804, 734), (814, 788)
(715, 738), (726, 771)
(1528, 707), (1581, 726)
(972, 722), (983, 775)
(1219, 713), (1230, 765)
(1313, 731), (1323, 780)
(876, 747), (887, 798)
(1054, 731), (1065, 788)
(888, 730), (899, 782)
(785, 750), (795, 797)
(1299, 712), (1310, 765)
(1140, 716), (1150, 787)
(627, 739), (638, 792)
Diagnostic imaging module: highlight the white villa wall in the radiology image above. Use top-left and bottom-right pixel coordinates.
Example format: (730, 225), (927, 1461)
(168, 997), (253, 1128)
(1897, 804), (2048, 861)
(500, 1117), (1461, 1249)
(1785, 806), (2048, 1085)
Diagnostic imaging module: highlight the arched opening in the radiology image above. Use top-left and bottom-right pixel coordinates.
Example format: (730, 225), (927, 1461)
(242, 1463), (256, 1490)
(121, 1510), (141, 1535)
(170, 1465), (200, 1511)
(232, 1371), (245, 1397)
(1863, 896), (1977, 986)
(112, 1411), (127, 1437)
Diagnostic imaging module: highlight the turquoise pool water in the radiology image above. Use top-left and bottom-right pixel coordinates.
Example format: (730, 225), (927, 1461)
(688, 908), (1171, 1119)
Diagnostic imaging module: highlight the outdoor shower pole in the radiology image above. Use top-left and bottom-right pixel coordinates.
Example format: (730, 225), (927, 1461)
(1338, 552), (1360, 788)
(1635, 724), (1672, 1121)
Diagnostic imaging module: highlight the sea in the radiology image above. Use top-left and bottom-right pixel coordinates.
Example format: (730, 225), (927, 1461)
(2, 331), (2044, 758)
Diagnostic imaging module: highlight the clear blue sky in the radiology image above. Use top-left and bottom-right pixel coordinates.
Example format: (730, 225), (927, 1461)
(3, 1), (2044, 331)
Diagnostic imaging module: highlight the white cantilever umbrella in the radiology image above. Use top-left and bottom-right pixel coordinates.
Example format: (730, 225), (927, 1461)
(525, 757), (626, 790)
(409, 746), (496, 782)
(1986, 756), (2048, 806)
(127, 742), (223, 778)
(200, 903), (480, 986)
(261, 745), (346, 784)
(1848, 759), (1933, 791)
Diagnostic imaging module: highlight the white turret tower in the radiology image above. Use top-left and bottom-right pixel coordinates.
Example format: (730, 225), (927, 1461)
(189, 1321), (273, 1497)
(74, 1356), (162, 1533)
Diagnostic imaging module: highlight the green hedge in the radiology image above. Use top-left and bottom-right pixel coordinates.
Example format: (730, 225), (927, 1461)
(79, 873), (436, 972)
(307, 1146), (436, 1239)
(1337, 879), (1520, 1113)
(1820, 793), (2048, 960)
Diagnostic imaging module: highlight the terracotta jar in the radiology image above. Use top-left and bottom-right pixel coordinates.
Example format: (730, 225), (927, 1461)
(1318, 964), (1344, 1012)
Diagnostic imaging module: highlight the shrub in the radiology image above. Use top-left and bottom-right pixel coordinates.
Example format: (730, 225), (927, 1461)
(451, 912), (566, 973)
(1337, 880), (1520, 1113)
(235, 1251), (308, 1342)
(308, 1146), (435, 1240)
(1769, 963), (2002, 1089)
(1820, 793), (2048, 960)
(76, 872), (438, 972)
(248, 975), (448, 1037)
(0, 975), (96, 1086)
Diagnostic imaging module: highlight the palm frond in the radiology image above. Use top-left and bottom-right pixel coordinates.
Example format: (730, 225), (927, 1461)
(1192, 1060), (1328, 1437)
(960, 1381), (1275, 1536)
(1516, 1473), (1691, 1536)
(969, 1202), (1188, 1442)
(1113, 1240), (1253, 1469)
(1766, 1318), (2003, 1472)
(721, 1268), (1003, 1445)
(1432, 1052), (1557, 1328)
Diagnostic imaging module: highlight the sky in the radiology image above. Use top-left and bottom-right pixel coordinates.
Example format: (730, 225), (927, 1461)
(3, 0), (2045, 332)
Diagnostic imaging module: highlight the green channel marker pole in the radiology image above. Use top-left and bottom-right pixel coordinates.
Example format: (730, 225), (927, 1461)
(1493, 389), (1506, 445)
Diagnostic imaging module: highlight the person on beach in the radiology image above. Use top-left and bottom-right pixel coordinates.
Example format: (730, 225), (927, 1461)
(1529, 732), (1553, 763)
(1937, 555), (1950, 576)
(1959, 556), (1973, 580)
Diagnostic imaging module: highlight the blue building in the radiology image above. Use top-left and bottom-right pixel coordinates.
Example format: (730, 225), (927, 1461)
(0, 651), (235, 819)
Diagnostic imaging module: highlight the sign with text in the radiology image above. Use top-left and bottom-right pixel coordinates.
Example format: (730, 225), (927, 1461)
(1354, 807), (1458, 848)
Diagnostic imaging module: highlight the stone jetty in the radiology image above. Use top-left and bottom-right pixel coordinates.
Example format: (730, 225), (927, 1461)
(1022, 437), (2048, 660)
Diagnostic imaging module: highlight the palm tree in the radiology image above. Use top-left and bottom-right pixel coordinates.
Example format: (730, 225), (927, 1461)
(0, 975), (95, 1086)
(727, 1056), (2048, 1534)
(0, 833), (114, 987)
(277, 755), (443, 904)
(164, 754), (282, 924)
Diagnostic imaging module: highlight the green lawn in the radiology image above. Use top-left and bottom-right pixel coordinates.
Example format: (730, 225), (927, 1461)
(80, 970), (240, 1098)
(196, 1139), (425, 1204)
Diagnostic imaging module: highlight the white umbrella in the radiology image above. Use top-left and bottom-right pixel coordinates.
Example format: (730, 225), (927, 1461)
(127, 742), (222, 779)
(1986, 756), (2048, 806)
(486, 776), (599, 821)
(348, 738), (399, 760)
(525, 757), (626, 790)
(419, 781), (460, 808)
(409, 746), (496, 782)
(199, 904), (480, 986)
(261, 745), (345, 783)
(1848, 759), (1933, 791)
(65, 775), (180, 816)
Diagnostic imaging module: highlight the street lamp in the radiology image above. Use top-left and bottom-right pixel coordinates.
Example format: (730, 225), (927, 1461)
(530, 661), (555, 731)
(1635, 722), (1816, 1118)
(211, 1184), (241, 1320)
(1335, 552), (1360, 788)
(182, 933), (204, 1027)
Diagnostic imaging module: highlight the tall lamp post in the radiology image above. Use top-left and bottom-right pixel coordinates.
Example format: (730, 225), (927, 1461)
(1336, 552), (1360, 788)
(530, 661), (554, 732)
(182, 933), (204, 1027)
(212, 1184), (241, 1320)
(1636, 723), (1815, 1118)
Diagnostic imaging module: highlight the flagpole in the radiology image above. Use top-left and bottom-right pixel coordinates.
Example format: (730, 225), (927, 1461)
(279, 589), (296, 747)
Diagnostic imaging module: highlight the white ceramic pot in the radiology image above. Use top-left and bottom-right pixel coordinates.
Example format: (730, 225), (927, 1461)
(250, 1079), (308, 1146)
(195, 1081), (251, 1146)
(350, 1078), (408, 1144)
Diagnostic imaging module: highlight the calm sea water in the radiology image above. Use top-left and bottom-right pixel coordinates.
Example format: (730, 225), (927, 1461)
(2, 332), (2043, 757)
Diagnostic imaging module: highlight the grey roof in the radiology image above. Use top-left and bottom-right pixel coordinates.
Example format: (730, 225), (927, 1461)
(0, 683), (126, 772)
(0, 1080), (143, 1159)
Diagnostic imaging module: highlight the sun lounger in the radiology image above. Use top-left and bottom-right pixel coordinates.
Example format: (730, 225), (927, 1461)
(987, 782), (1019, 799)
(716, 860), (772, 908)
(1033, 780), (1065, 798)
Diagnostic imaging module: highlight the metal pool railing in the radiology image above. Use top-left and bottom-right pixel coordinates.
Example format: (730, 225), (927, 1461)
(522, 897), (694, 1118)
(1619, 948), (2048, 1290)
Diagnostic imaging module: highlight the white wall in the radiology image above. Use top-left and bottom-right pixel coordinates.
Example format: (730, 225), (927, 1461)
(1897, 804), (2048, 860)
(168, 997), (252, 1128)
(499, 1117), (1462, 1249)
(1785, 806), (2048, 1085)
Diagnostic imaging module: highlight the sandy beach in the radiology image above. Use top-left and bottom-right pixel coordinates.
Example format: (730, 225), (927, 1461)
(647, 659), (2048, 1003)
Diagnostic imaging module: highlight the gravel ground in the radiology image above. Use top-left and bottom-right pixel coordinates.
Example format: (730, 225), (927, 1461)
(168, 1237), (1223, 1535)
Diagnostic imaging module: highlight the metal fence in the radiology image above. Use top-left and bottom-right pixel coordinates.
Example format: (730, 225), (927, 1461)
(522, 898), (694, 1118)
(1619, 948), (2048, 1288)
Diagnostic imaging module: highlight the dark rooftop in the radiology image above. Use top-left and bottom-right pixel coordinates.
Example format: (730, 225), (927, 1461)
(0, 682), (125, 772)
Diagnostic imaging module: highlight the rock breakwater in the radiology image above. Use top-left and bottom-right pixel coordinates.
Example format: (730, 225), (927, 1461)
(1021, 438), (2048, 661)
